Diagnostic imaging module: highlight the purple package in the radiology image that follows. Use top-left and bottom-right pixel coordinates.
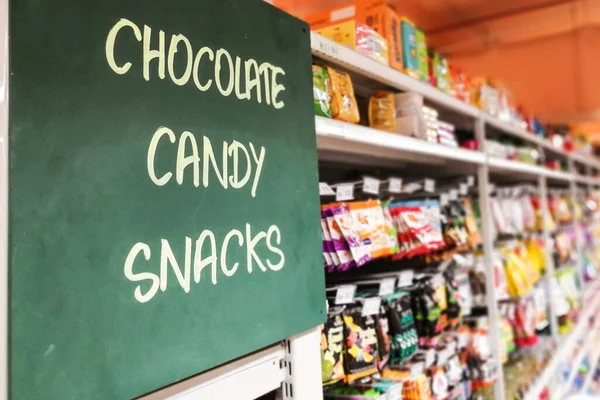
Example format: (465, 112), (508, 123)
(331, 204), (371, 269)
(323, 206), (356, 271)
(321, 210), (335, 271)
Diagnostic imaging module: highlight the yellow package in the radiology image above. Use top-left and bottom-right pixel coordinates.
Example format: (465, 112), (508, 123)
(517, 243), (540, 286)
(526, 238), (545, 273)
(504, 250), (532, 297)
(463, 198), (482, 248)
(326, 66), (360, 124)
(368, 91), (396, 132)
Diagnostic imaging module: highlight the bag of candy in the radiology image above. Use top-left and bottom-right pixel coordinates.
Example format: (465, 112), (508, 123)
(342, 305), (379, 383)
(313, 65), (332, 118)
(321, 307), (346, 385)
(326, 66), (360, 124)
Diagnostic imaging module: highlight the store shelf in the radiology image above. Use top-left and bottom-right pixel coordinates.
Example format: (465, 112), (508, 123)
(545, 169), (575, 182)
(310, 32), (481, 118)
(488, 157), (550, 177)
(525, 283), (600, 400)
(485, 116), (546, 147)
(571, 151), (600, 171)
(315, 116), (486, 167)
(310, 32), (600, 176)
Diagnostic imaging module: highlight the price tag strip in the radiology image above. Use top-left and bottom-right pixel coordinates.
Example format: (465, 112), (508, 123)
(336, 183), (354, 201)
(397, 270), (414, 288)
(424, 179), (435, 193)
(449, 189), (458, 200)
(319, 182), (336, 196)
(379, 278), (396, 296)
(362, 176), (380, 196)
(335, 285), (356, 305)
(388, 177), (403, 194)
(361, 297), (382, 316)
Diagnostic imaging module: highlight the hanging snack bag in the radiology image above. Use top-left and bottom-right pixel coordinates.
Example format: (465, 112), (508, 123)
(368, 90), (396, 132)
(331, 203), (372, 268)
(462, 198), (482, 248)
(313, 65), (332, 118)
(348, 200), (395, 259)
(375, 304), (391, 370)
(412, 279), (443, 347)
(323, 205), (356, 271)
(443, 269), (463, 328)
(342, 305), (379, 383)
(381, 200), (400, 256)
(386, 292), (419, 364)
(321, 210), (338, 271)
(326, 66), (360, 124)
(322, 308), (346, 385)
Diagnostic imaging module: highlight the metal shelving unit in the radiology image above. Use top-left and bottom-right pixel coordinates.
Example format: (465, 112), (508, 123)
(309, 32), (600, 400)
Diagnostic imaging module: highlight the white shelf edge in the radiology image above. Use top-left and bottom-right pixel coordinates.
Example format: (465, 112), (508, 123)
(571, 151), (600, 170)
(315, 116), (486, 165)
(140, 345), (285, 400)
(545, 169), (575, 182)
(315, 117), (593, 182)
(484, 115), (548, 148)
(525, 282), (600, 400)
(310, 32), (481, 118)
(487, 157), (553, 177)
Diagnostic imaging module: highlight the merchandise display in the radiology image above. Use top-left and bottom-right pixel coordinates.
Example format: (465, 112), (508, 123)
(8, 1), (600, 400)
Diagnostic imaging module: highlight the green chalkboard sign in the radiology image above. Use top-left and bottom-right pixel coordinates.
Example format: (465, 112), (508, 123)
(9, 0), (325, 398)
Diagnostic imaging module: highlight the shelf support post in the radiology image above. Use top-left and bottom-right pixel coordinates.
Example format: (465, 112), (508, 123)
(538, 175), (559, 340)
(475, 116), (505, 400)
(282, 327), (323, 400)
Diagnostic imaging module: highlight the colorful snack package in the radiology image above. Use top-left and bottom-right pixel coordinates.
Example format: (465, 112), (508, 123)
(323, 205), (356, 271)
(348, 200), (395, 259)
(402, 372), (434, 400)
(375, 304), (391, 370)
(415, 28), (428, 82)
(443, 269), (463, 328)
(321, 308), (346, 385)
(390, 203), (445, 258)
(412, 279), (443, 347)
(386, 292), (418, 363)
(368, 91), (396, 132)
(321, 211), (335, 271)
(462, 198), (482, 249)
(332, 203), (372, 267)
(313, 65), (332, 118)
(400, 18), (419, 79)
(326, 66), (360, 124)
(380, 200), (400, 255)
(342, 305), (379, 383)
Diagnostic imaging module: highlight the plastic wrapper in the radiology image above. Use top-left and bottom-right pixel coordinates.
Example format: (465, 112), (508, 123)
(326, 66), (360, 124)
(322, 307), (346, 385)
(313, 65), (332, 118)
(342, 306), (379, 383)
(368, 91), (396, 132)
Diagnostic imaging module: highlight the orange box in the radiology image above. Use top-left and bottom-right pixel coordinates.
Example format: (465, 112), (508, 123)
(306, 0), (403, 72)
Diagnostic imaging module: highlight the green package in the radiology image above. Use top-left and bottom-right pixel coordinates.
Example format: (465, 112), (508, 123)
(312, 65), (332, 118)
(415, 28), (428, 82)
